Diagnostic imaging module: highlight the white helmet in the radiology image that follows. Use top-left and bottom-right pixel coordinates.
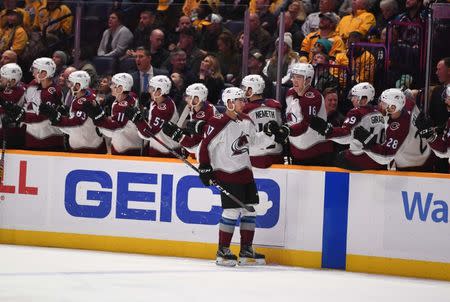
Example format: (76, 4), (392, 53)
(111, 73), (133, 92)
(32, 57), (56, 78)
(222, 87), (245, 110)
(241, 74), (265, 97)
(149, 75), (171, 95)
(0, 63), (22, 84)
(349, 82), (375, 105)
(68, 70), (90, 93)
(379, 88), (406, 113)
(185, 83), (208, 103)
(290, 63), (315, 80)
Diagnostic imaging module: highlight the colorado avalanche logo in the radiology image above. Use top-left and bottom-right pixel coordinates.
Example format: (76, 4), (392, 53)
(77, 98), (86, 105)
(47, 87), (56, 94)
(118, 101), (128, 107)
(196, 111), (205, 119)
(231, 132), (249, 155)
(158, 103), (167, 110)
(390, 122), (400, 131)
(304, 92), (315, 98)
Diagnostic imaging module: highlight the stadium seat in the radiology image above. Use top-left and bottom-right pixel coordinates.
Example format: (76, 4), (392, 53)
(223, 20), (244, 35)
(92, 56), (117, 76)
(118, 57), (137, 73)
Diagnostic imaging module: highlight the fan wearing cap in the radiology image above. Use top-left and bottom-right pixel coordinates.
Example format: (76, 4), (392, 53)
(301, 0), (338, 37)
(0, 63), (26, 148)
(8, 57), (65, 151)
(351, 88), (436, 171)
(198, 13), (229, 53)
(87, 73), (144, 156)
(299, 12), (344, 63)
(38, 71), (107, 154)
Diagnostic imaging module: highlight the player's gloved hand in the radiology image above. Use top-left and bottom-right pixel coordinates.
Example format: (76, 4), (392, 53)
(263, 120), (279, 136)
(39, 103), (61, 125)
(415, 111), (437, 141)
(162, 121), (184, 142)
(83, 101), (105, 122)
(124, 106), (143, 123)
(274, 124), (290, 144)
(198, 164), (214, 186)
(354, 126), (376, 148)
(186, 119), (206, 135)
(310, 115), (333, 136)
(56, 105), (69, 116)
(4, 102), (25, 123)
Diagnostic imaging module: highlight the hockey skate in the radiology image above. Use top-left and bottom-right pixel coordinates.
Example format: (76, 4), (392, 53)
(216, 246), (238, 267)
(238, 245), (266, 265)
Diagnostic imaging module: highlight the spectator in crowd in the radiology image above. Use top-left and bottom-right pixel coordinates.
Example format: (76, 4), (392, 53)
(312, 51), (339, 92)
(248, 13), (273, 57)
(216, 32), (240, 83)
(247, 50), (274, 99)
(95, 76), (113, 113)
(396, 0), (427, 25)
(333, 31), (375, 84)
(0, 50), (18, 67)
(199, 14), (231, 53)
(130, 46), (169, 99)
(165, 48), (196, 86)
(195, 54), (225, 104)
(97, 11), (134, 58)
(219, 0), (250, 21)
(253, 0), (276, 32)
(430, 57), (450, 128)
(287, 0), (307, 29)
(323, 87), (345, 127)
(147, 29), (169, 69)
(58, 66), (77, 107)
(275, 12), (302, 54)
(132, 10), (156, 49)
(300, 12), (344, 62)
(376, 0), (399, 32)
(167, 15), (193, 51)
(24, 0), (46, 25)
(0, 10), (28, 56)
(263, 32), (299, 85)
(72, 47), (98, 87)
(177, 27), (206, 74)
(52, 50), (67, 83)
(183, 0), (218, 22)
(0, 0), (31, 30)
(335, 0), (376, 42)
(33, 0), (73, 38)
(302, 0), (338, 37)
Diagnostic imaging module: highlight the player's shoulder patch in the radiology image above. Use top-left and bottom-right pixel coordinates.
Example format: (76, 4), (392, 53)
(47, 86), (56, 95)
(76, 97), (86, 105)
(195, 111), (205, 119)
(390, 122), (400, 131)
(157, 103), (167, 110)
(213, 113), (223, 119)
(118, 100), (128, 107)
(304, 91), (315, 98)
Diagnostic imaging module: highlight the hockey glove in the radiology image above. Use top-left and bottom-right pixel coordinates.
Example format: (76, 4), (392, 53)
(310, 115), (333, 136)
(415, 112), (437, 141)
(124, 106), (144, 123)
(39, 103), (61, 125)
(263, 120), (280, 137)
(4, 102), (25, 123)
(186, 120), (206, 135)
(162, 121), (184, 142)
(354, 126), (376, 148)
(83, 101), (105, 122)
(274, 124), (290, 144)
(198, 164), (214, 186)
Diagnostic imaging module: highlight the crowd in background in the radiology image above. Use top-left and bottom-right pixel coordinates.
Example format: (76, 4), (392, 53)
(0, 0), (449, 173)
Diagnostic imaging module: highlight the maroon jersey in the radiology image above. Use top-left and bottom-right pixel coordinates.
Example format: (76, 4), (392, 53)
(180, 101), (217, 155)
(285, 86), (333, 161)
(22, 82), (64, 150)
(429, 119), (450, 159)
(0, 84), (27, 148)
(243, 98), (284, 168)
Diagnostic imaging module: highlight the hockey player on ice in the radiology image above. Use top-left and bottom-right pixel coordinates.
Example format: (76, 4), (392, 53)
(197, 87), (279, 267)
(125, 75), (180, 157)
(162, 83), (217, 158)
(6, 57), (65, 151)
(241, 74), (284, 168)
(39, 71), (107, 154)
(309, 82), (386, 170)
(0, 63), (26, 148)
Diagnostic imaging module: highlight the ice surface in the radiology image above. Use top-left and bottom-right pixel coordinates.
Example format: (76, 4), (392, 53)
(0, 245), (449, 302)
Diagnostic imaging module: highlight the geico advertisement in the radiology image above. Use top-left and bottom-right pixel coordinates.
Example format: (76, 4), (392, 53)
(347, 173), (450, 263)
(0, 154), (287, 247)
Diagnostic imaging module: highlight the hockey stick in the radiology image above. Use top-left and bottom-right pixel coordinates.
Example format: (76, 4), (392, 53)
(148, 128), (255, 212)
(0, 126), (6, 183)
(177, 104), (191, 128)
